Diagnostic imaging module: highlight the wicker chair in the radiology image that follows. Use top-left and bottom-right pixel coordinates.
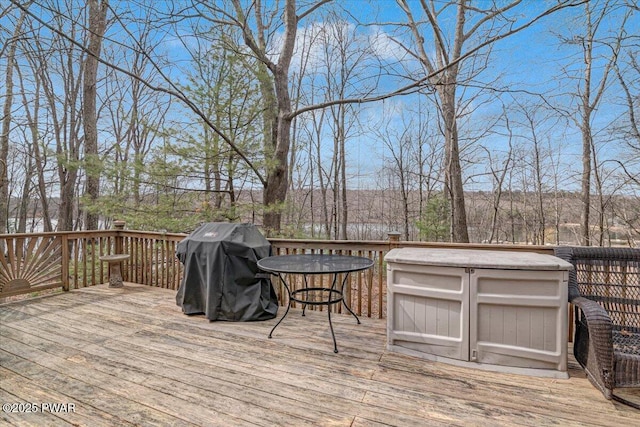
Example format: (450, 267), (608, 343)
(555, 246), (640, 408)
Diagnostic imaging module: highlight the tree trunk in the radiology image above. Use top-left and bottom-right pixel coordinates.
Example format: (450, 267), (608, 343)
(25, 82), (53, 232)
(440, 86), (469, 243)
(263, 62), (293, 234)
(0, 10), (26, 234)
(592, 149), (607, 246)
(488, 144), (511, 244)
(580, 25), (593, 246)
(401, 167), (410, 241)
(17, 155), (34, 233)
(339, 106), (348, 240)
(580, 117), (592, 246)
(260, 0), (298, 235)
(401, 0), (471, 243)
(83, 0), (108, 230)
(250, 50), (279, 229)
(316, 119), (331, 238)
(333, 134), (339, 239)
(531, 122), (546, 245)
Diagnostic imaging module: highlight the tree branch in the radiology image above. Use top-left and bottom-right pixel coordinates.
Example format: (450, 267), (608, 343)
(298, 0), (333, 21)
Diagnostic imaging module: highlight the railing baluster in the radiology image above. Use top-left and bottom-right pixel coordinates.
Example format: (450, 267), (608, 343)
(73, 239), (79, 289)
(62, 234), (69, 291)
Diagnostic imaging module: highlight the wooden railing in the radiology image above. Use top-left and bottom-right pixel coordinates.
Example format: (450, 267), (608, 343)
(1, 223), (555, 320)
(0, 222), (185, 298)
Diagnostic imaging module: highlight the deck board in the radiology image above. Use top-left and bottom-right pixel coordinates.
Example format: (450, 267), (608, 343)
(1, 284), (638, 426)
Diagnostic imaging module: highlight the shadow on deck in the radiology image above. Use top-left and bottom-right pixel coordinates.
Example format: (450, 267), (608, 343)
(1, 284), (638, 426)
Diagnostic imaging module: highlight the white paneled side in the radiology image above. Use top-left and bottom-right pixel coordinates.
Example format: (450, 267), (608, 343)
(470, 269), (568, 371)
(387, 263), (469, 361)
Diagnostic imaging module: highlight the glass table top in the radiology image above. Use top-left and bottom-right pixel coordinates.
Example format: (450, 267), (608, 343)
(257, 254), (374, 275)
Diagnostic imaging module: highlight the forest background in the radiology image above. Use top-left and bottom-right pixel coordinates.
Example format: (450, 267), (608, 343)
(1, 0), (639, 247)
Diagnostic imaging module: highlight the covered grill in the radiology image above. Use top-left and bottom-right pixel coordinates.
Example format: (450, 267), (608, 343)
(175, 222), (278, 321)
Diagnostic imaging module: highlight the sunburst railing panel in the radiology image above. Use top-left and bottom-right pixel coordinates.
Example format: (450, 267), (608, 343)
(0, 235), (63, 297)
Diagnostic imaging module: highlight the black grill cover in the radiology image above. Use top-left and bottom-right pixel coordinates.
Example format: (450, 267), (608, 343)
(175, 223), (278, 321)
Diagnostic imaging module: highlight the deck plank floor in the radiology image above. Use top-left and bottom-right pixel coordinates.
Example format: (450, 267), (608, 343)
(1, 284), (638, 426)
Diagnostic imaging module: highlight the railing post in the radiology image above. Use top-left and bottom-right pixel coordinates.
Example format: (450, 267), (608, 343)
(388, 231), (401, 250)
(114, 220), (126, 255)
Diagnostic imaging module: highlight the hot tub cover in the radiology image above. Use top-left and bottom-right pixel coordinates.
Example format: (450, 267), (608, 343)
(175, 222), (278, 321)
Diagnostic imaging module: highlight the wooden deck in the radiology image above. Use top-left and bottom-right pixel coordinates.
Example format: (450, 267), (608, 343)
(1, 284), (638, 426)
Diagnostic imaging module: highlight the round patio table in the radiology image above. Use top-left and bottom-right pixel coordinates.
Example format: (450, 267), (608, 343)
(257, 254), (374, 353)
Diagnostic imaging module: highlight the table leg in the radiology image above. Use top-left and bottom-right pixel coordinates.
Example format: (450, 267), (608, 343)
(301, 274), (308, 317)
(327, 303), (338, 353)
(339, 273), (360, 324)
(269, 273), (291, 339)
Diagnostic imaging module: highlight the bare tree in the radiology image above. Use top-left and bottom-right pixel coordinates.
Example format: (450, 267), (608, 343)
(616, 47), (640, 155)
(392, 0), (584, 242)
(301, 12), (376, 239)
(559, 0), (630, 245)
(414, 106), (443, 232)
(517, 102), (555, 245)
(105, 29), (170, 211)
(310, 108), (333, 238)
(19, 4), (88, 231)
(13, 61), (47, 233)
(612, 25), (640, 241)
(12, 25), (57, 232)
(82, 0), (108, 230)
(377, 117), (414, 240)
(173, 0), (327, 234)
(612, 40), (640, 245)
(482, 110), (513, 244)
(0, 6), (27, 234)
(227, 0), (323, 233)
